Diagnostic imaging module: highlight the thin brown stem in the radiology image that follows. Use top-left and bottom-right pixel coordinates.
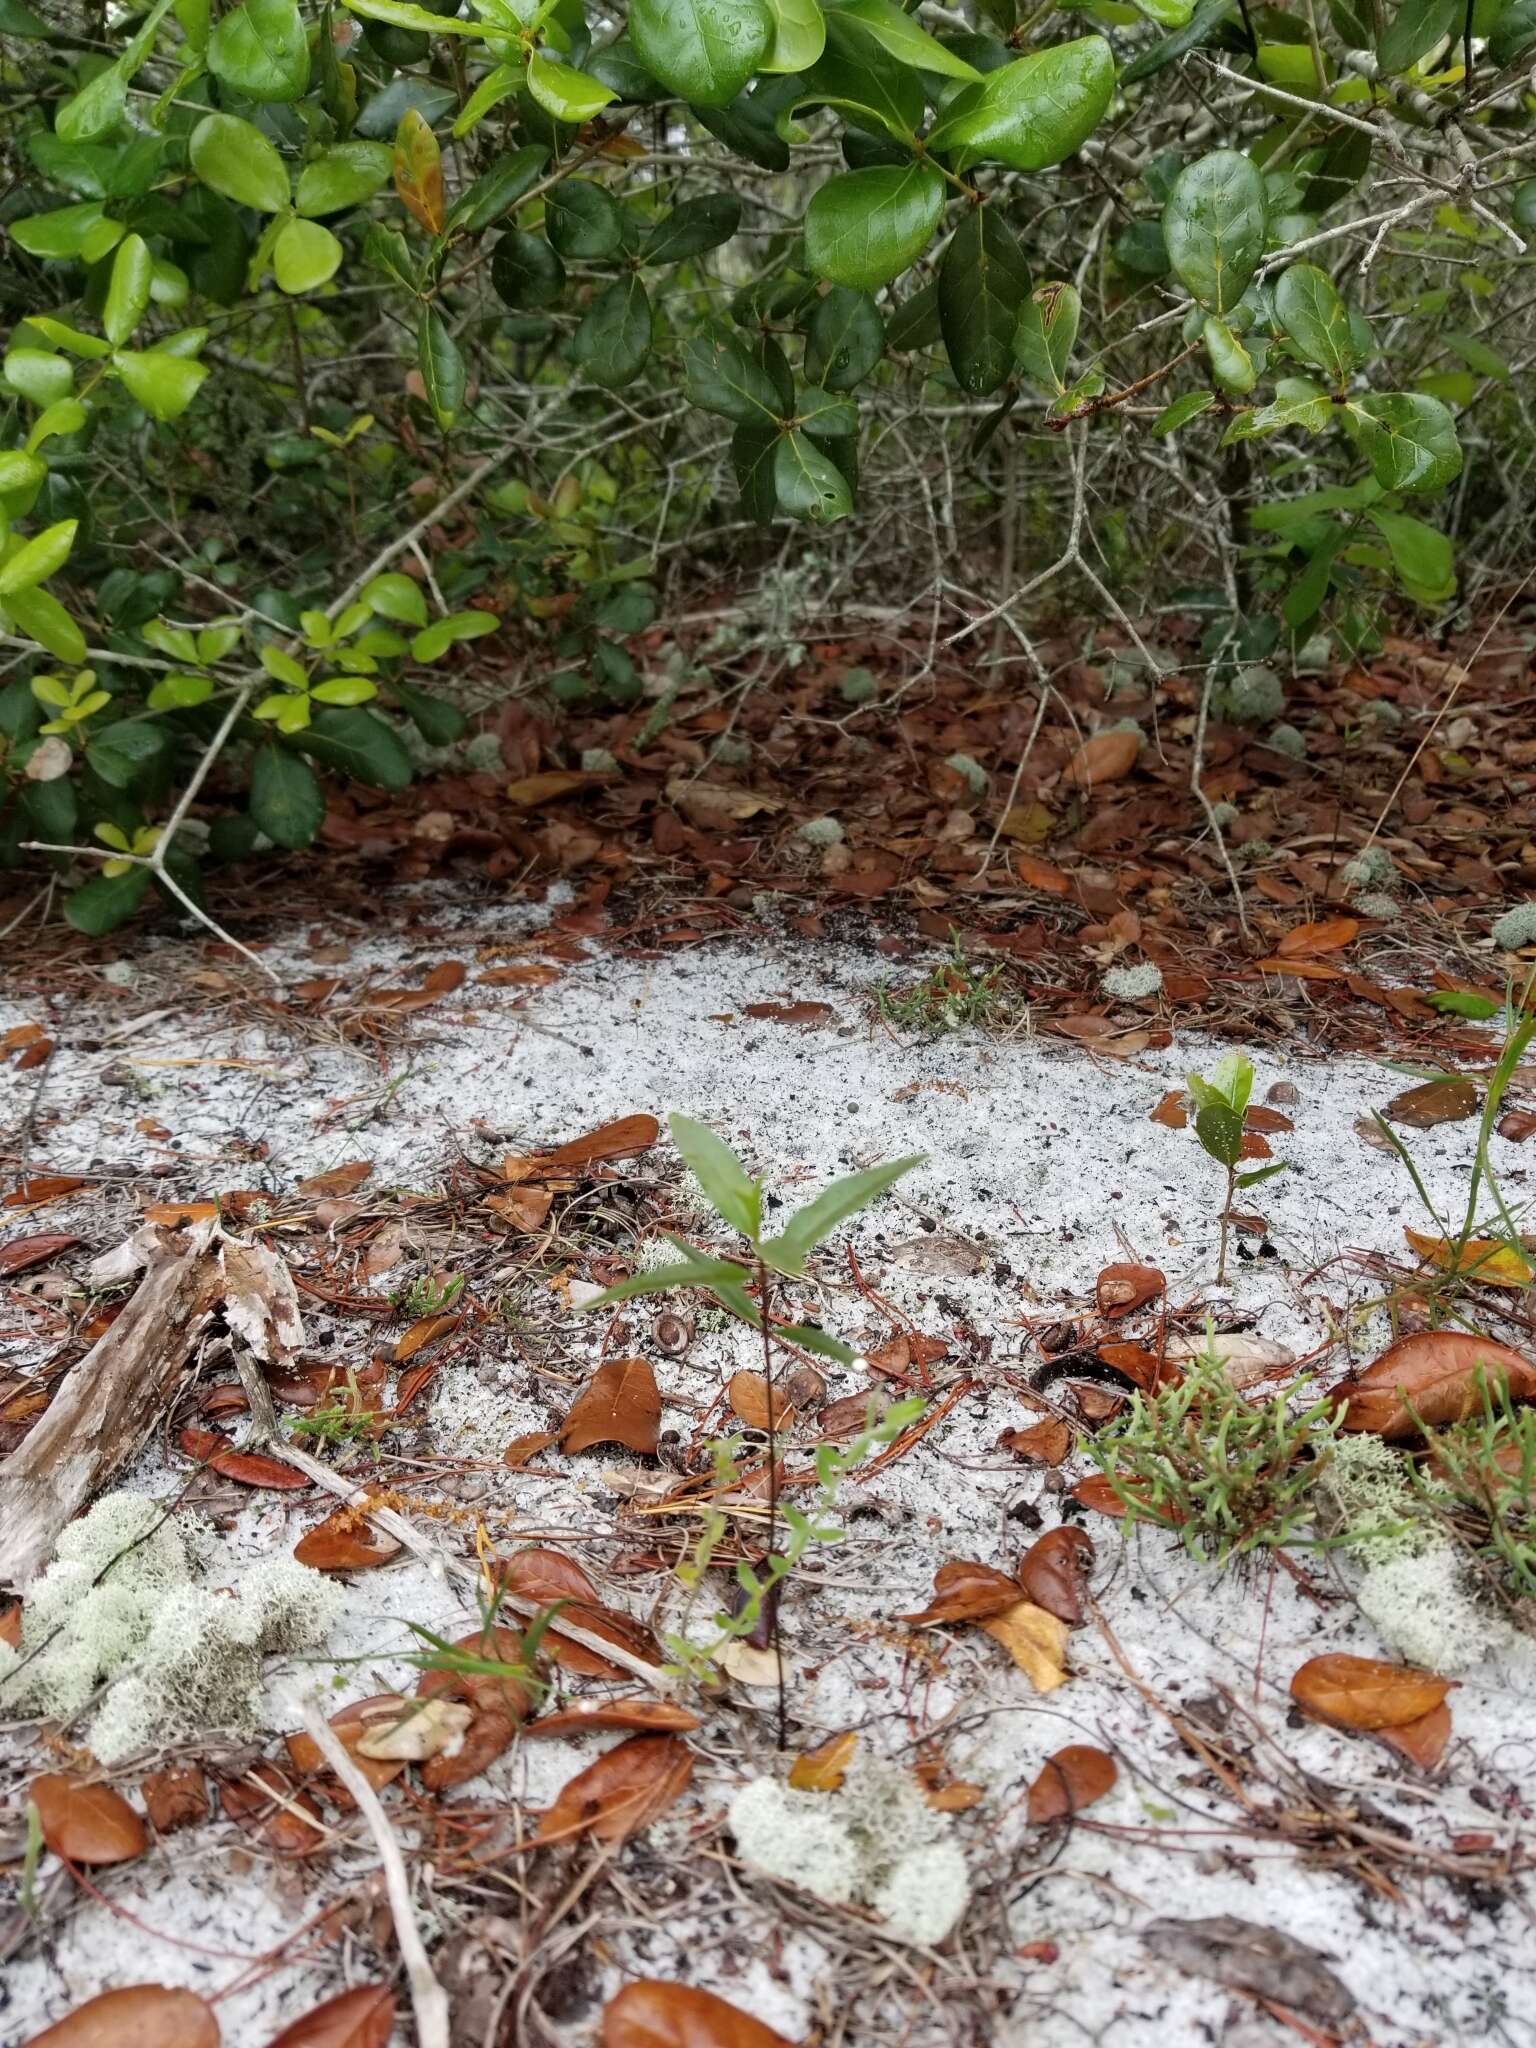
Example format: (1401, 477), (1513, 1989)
(756, 1254), (786, 1751)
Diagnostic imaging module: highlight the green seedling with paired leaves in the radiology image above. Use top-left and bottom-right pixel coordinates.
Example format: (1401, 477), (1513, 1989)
(1185, 1052), (1288, 1282)
(580, 1112), (924, 1366)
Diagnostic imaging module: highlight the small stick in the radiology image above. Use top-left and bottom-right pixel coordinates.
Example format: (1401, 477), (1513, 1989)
(301, 1698), (449, 2048)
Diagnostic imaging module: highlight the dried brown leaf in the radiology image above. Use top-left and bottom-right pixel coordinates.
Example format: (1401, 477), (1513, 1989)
(293, 1510), (402, 1573)
(1385, 1077), (1479, 1128)
(525, 1697), (703, 1739)
(1095, 1262), (1165, 1317)
(265, 1983), (396, 2048)
(1337, 1329), (1536, 1437)
(1289, 1652), (1452, 1731)
(726, 1370), (794, 1432)
(560, 1357), (661, 1455)
(979, 1600), (1070, 1691)
(1026, 1744), (1117, 1823)
(996, 1416), (1071, 1465)
(27, 1986), (220, 2048)
(787, 1730), (857, 1791)
(601, 1979), (796, 2048)
(900, 1558), (1021, 1624)
(533, 1733), (693, 1847)
(30, 1774), (146, 1865)
(1017, 1526), (1095, 1624)
(1276, 916), (1359, 957)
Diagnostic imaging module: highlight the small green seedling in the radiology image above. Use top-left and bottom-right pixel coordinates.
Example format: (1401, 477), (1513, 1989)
(1185, 1053), (1287, 1281)
(877, 933), (1009, 1035)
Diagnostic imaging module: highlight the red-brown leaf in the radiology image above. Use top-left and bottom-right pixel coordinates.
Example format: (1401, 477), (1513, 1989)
(3, 1175), (88, 1208)
(899, 1559), (1021, 1624)
(1066, 730), (1139, 787)
(1017, 1527), (1095, 1624)
(1071, 1474), (1129, 1516)
(1026, 1744), (1117, 1823)
(219, 1764), (325, 1855)
(1148, 1089), (1188, 1129)
(525, 1697), (703, 1738)
(726, 1369), (793, 1432)
(265, 1983), (396, 2048)
(285, 1696), (410, 1803)
(1289, 1653), (1453, 1731)
(140, 1764), (208, 1834)
(1336, 1330), (1536, 1438)
(495, 1548), (660, 1679)
(997, 1416), (1071, 1465)
(533, 1734), (693, 1847)
(540, 1115), (661, 1169)
(560, 1358), (661, 1455)
(1385, 1077), (1479, 1129)
(295, 1161), (373, 1199)
(27, 1986), (220, 2047)
(392, 1309), (462, 1365)
(0, 1232), (80, 1276)
(293, 1510), (402, 1573)
(179, 1426), (310, 1490)
(601, 1980), (795, 2048)
(1378, 1700), (1453, 1769)
(30, 1775), (145, 1865)
(1276, 916), (1359, 957)
(1095, 1263), (1164, 1318)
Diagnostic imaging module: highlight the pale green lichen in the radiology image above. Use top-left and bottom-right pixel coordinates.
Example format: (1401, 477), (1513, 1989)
(1226, 665), (1286, 725)
(944, 753), (988, 798)
(0, 1492), (342, 1765)
(797, 816), (845, 847)
(1354, 892), (1400, 921)
(1341, 845), (1396, 889)
(1266, 724), (1307, 760)
(1492, 903), (1536, 951)
(1102, 962), (1163, 1001)
(729, 1754), (971, 1947)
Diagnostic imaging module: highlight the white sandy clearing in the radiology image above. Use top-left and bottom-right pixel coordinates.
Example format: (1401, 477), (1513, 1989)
(2, 891), (1535, 2048)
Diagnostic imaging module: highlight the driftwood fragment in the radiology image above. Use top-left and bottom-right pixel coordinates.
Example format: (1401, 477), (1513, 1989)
(0, 1220), (304, 1588)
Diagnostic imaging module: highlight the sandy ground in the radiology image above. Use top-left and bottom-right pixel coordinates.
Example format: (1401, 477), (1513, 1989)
(3, 888), (1535, 2048)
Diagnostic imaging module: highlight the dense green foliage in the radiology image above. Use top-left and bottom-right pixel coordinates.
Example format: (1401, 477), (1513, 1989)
(1, 0), (1532, 931)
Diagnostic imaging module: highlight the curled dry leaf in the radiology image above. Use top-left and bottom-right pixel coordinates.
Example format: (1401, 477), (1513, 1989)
(1095, 1263), (1165, 1317)
(417, 1622), (535, 1722)
(1017, 1526), (1095, 1625)
(1378, 1700), (1452, 1770)
(1385, 1077), (1479, 1128)
(4, 1174), (88, 1208)
(140, 1764), (207, 1834)
(265, 1983), (396, 2048)
(1403, 1225), (1533, 1289)
(788, 1729), (858, 1792)
(496, 1549), (661, 1679)
(541, 1114), (661, 1169)
(1066, 730), (1139, 787)
(484, 1185), (554, 1232)
(1276, 916), (1359, 957)
(726, 1369), (794, 1432)
(27, 1985), (220, 2048)
(1337, 1329), (1536, 1438)
(293, 1509), (402, 1572)
(295, 1161), (373, 1200)
(30, 1774), (146, 1866)
(1026, 1744), (1117, 1824)
(602, 1979), (796, 2048)
(997, 1416), (1071, 1465)
(219, 1764), (325, 1856)
(504, 1429), (559, 1467)
(178, 1426), (309, 1491)
(1289, 1653), (1452, 1731)
(900, 1559), (1021, 1625)
(354, 1694), (473, 1762)
(422, 1703), (521, 1793)
(560, 1357), (662, 1456)
(1072, 1474), (1129, 1516)
(1148, 1089), (1188, 1129)
(534, 1733), (693, 1848)
(392, 1309), (462, 1365)
(980, 1601), (1070, 1692)
(286, 1695), (409, 1801)
(717, 1640), (785, 1688)
(0, 1232), (81, 1277)
(526, 1697), (703, 1739)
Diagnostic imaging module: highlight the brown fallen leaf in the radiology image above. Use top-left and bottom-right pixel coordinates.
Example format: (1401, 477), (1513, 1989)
(1071, 1473), (1129, 1516)
(417, 1622), (536, 1722)
(479, 963), (563, 986)
(726, 1369), (794, 1432)
(1148, 1089), (1188, 1129)
(997, 1416), (1071, 1465)
(1337, 1329), (1536, 1437)
(1498, 1108), (1536, 1143)
(30, 1774), (146, 1865)
(900, 1558), (1022, 1624)
(1017, 1526), (1095, 1624)
(504, 1430), (559, 1467)
(293, 1509), (402, 1572)
(1403, 1225), (1533, 1288)
(1012, 850), (1070, 894)
(142, 1202), (220, 1227)
(484, 1185), (554, 1231)
(506, 770), (600, 807)
(540, 1114), (661, 1169)
(980, 1600), (1070, 1691)
(1142, 1916), (1354, 2028)
(1026, 1744), (1117, 1823)
(1065, 730), (1139, 787)
(1243, 1104), (1294, 1134)
(560, 1357), (661, 1455)
(295, 1160), (373, 1199)
(788, 1730), (857, 1791)
(525, 1697), (703, 1739)
(1289, 1652), (1452, 1731)
(392, 1309), (462, 1364)
(420, 1703), (520, 1792)
(1378, 1699), (1452, 1769)
(0, 1232), (81, 1277)
(219, 1764), (325, 1856)
(1385, 1077), (1479, 1128)
(495, 1550), (661, 1679)
(601, 1979), (796, 2048)
(533, 1733), (693, 1847)
(3, 1174), (89, 1209)
(1276, 916), (1360, 957)
(179, 1425), (310, 1491)
(265, 1983), (396, 2048)
(1095, 1262), (1164, 1317)
(743, 1001), (834, 1027)
(27, 1985), (221, 2048)
(140, 1764), (207, 1834)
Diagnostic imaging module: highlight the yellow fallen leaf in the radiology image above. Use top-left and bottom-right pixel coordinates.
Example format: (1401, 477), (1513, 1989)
(979, 1599), (1070, 1692)
(1404, 1227), (1533, 1289)
(789, 1730), (857, 1792)
(718, 1641), (786, 1688)
(354, 1695), (474, 1761)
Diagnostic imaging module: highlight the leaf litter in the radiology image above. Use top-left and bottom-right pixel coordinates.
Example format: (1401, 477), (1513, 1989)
(4, 897), (1536, 2043)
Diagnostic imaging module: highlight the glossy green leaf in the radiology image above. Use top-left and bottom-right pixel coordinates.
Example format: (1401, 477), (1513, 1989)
(1350, 392), (1462, 494)
(452, 62), (525, 137)
(927, 37), (1114, 170)
(1274, 263), (1358, 378)
(410, 609), (498, 659)
(3, 587), (87, 662)
(527, 50), (619, 122)
(446, 146), (550, 233)
(939, 203), (1029, 396)
(362, 572), (428, 627)
(273, 216), (343, 293)
(804, 164), (943, 289)
(798, 35), (924, 139)
(0, 518), (77, 598)
(208, 0), (311, 100)
(417, 307), (465, 428)
(761, 1152), (923, 1274)
(805, 286), (883, 390)
(1378, 0), (1460, 71)
(490, 229), (566, 308)
(683, 326), (783, 422)
(8, 202), (111, 260)
(1490, 0), (1536, 63)
(1367, 509), (1454, 597)
(646, 193), (742, 263)
(0, 453), (46, 495)
(571, 274), (654, 387)
(830, 0), (982, 80)
(113, 349), (209, 420)
(4, 352), (75, 407)
(762, 0), (826, 70)
(1015, 280), (1079, 395)
(579, 1246), (749, 1308)
(66, 865), (151, 935)
(340, 0), (482, 31)
(295, 142), (394, 217)
(1152, 388), (1218, 435)
(1202, 314), (1255, 394)
(189, 113), (291, 213)
(629, 0), (775, 106)
(295, 705), (414, 789)
(249, 743), (325, 848)
(772, 431), (853, 522)
(1194, 1099), (1244, 1168)
(1163, 150), (1266, 315)
(794, 384), (858, 437)
(102, 234), (153, 348)
(1122, 0), (1232, 81)
(545, 181), (626, 258)
(670, 1112), (762, 1238)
